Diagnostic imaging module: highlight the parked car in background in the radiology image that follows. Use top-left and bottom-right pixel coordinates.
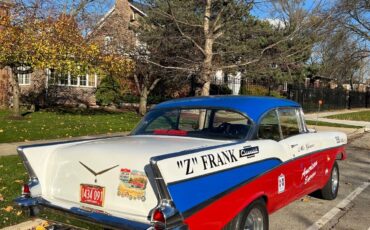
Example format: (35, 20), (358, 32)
(15, 96), (347, 230)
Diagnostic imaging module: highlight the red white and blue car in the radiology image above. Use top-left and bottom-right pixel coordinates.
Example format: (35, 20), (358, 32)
(15, 96), (347, 230)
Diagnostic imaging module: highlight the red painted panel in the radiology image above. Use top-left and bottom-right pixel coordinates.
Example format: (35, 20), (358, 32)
(184, 146), (345, 230)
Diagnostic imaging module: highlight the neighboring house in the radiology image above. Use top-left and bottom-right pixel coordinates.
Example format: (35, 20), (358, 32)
(88, 0), (146, 53)
(212, 70), (241, 95)
(0, 0), (11, 108)
(0, 0), (145, 108)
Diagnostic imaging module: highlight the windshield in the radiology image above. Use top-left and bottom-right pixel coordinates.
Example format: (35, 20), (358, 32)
(132, 108), (252, 140)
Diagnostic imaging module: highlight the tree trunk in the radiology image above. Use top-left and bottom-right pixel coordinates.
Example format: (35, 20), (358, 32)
(11, 71), (21, 117)
(200, 0), (214, 97)
(139, 86), (148, 116)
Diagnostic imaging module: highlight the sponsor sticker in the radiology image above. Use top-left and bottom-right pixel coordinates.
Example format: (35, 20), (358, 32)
(239, 146), (260, 158)
(117, 168), (148, 202)
(278, 174), (285, 194)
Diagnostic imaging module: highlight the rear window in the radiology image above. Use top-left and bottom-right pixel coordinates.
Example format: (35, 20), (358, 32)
(132, 108), (252, 140)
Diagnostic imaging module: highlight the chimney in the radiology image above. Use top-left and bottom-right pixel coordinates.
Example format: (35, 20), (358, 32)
(115, 0), (131, 21)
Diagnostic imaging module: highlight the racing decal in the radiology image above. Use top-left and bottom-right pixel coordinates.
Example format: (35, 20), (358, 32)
(176, 149), (238, 175)
(278, 174), (285, 194)
(117, 168), (148, 202)
(301, 161), (318, 185)
(239, 146), (259, 158)
(297, 143), (315, 153)
(158, 141), (280, 184)
(335, 135), (346, 144)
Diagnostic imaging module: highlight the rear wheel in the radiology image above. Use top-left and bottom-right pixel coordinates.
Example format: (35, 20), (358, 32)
(233, 199), (268, 230)
(320, 161), (339, 200)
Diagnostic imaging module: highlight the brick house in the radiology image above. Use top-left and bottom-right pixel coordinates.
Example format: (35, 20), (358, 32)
(0, 0), (11, 108)
(0, 0), (145, 108)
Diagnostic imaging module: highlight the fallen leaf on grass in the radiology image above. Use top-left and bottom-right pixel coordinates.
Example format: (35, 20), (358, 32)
(2, 206), (13, 212)
(0, 194), (4, 201)
(14, 179), (24, 184)
(0, 165), (3, 168)
(0, 129), (3, 133)
(16, 210), (22, 216)
(36, 226), (46, 230)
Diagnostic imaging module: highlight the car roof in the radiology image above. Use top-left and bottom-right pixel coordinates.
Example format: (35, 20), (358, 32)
(153, 96), (301, 122)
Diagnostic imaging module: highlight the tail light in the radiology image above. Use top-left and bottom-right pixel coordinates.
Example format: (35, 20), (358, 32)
(22, 184), (31, 197)
(152, 208), (165, 230)
(153, 208), (165, 223)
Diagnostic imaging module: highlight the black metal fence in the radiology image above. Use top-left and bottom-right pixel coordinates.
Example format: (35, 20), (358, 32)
(287, 86), (369, 112)
(212, 78), (370, 112)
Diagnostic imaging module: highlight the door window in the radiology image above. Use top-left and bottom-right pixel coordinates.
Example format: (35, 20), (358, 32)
(258, 110), (281, 141)
(278, 108), (301, 138)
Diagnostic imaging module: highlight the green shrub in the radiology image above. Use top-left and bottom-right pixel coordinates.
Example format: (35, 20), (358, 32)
(95, 75), (122, 106)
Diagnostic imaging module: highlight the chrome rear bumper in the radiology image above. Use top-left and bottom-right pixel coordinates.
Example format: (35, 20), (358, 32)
(14, 196), (151, 230)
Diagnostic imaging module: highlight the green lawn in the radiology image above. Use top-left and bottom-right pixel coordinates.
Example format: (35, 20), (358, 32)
(305, 120), (362, 128)
(0, 155), (29, 228)
(0, 155), (102, 229)
(0, 109), (141, 143)
(325, 110), (370, 122)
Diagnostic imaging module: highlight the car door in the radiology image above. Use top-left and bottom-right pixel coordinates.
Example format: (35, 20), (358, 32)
(278, 108), (325, 199)
(257, 109), (295, 210)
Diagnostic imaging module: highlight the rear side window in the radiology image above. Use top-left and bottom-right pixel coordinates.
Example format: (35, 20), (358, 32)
(133, 108), (252, 140)
(258, 110), (281, 141)
(278, 108), (301, 138)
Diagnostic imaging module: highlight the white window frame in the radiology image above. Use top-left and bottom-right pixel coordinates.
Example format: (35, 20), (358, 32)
(17, 66), (31, 85)
(47, 71), (97, 88)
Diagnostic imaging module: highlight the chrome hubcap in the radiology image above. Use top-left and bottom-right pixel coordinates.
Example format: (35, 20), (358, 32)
(244, 208), (264, 230)
(331, 167), (339, 194)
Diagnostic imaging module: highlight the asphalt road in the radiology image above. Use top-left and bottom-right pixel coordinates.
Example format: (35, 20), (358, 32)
(270, 138), (370, 230)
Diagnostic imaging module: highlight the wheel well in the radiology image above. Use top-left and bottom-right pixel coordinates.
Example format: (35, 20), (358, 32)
(261, 195), (268, 205)
(224, 195), (268, 230)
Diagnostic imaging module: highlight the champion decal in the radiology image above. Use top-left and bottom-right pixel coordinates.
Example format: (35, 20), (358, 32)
(239, 146), (259, 158)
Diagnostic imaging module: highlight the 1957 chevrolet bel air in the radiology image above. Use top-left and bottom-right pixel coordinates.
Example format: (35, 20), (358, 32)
(15, 96), (347, 230)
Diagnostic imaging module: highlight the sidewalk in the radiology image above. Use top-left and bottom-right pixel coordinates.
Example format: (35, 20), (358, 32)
(305, 108), (370, 130)
(0, 132), (129, 157)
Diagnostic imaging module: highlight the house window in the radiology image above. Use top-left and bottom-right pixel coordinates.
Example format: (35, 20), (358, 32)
(17, 66), (31, 85)
(88, 75), (96, 87)
(51, 71), (96, 88)
(130, 13), (136, 21)
(70, 76), (78, 86)
(59, 73), (69, 85)
(80, 76), (87, 86)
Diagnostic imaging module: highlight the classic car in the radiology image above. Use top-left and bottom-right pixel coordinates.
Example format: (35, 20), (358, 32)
(15, 96), (347, 230)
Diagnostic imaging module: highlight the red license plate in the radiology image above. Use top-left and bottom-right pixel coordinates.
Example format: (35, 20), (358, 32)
(80, 184), (105, 207)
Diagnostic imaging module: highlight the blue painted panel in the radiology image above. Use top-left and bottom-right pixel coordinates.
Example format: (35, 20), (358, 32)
(153, 96), (300, 122)
(167, 159), (282, 213)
